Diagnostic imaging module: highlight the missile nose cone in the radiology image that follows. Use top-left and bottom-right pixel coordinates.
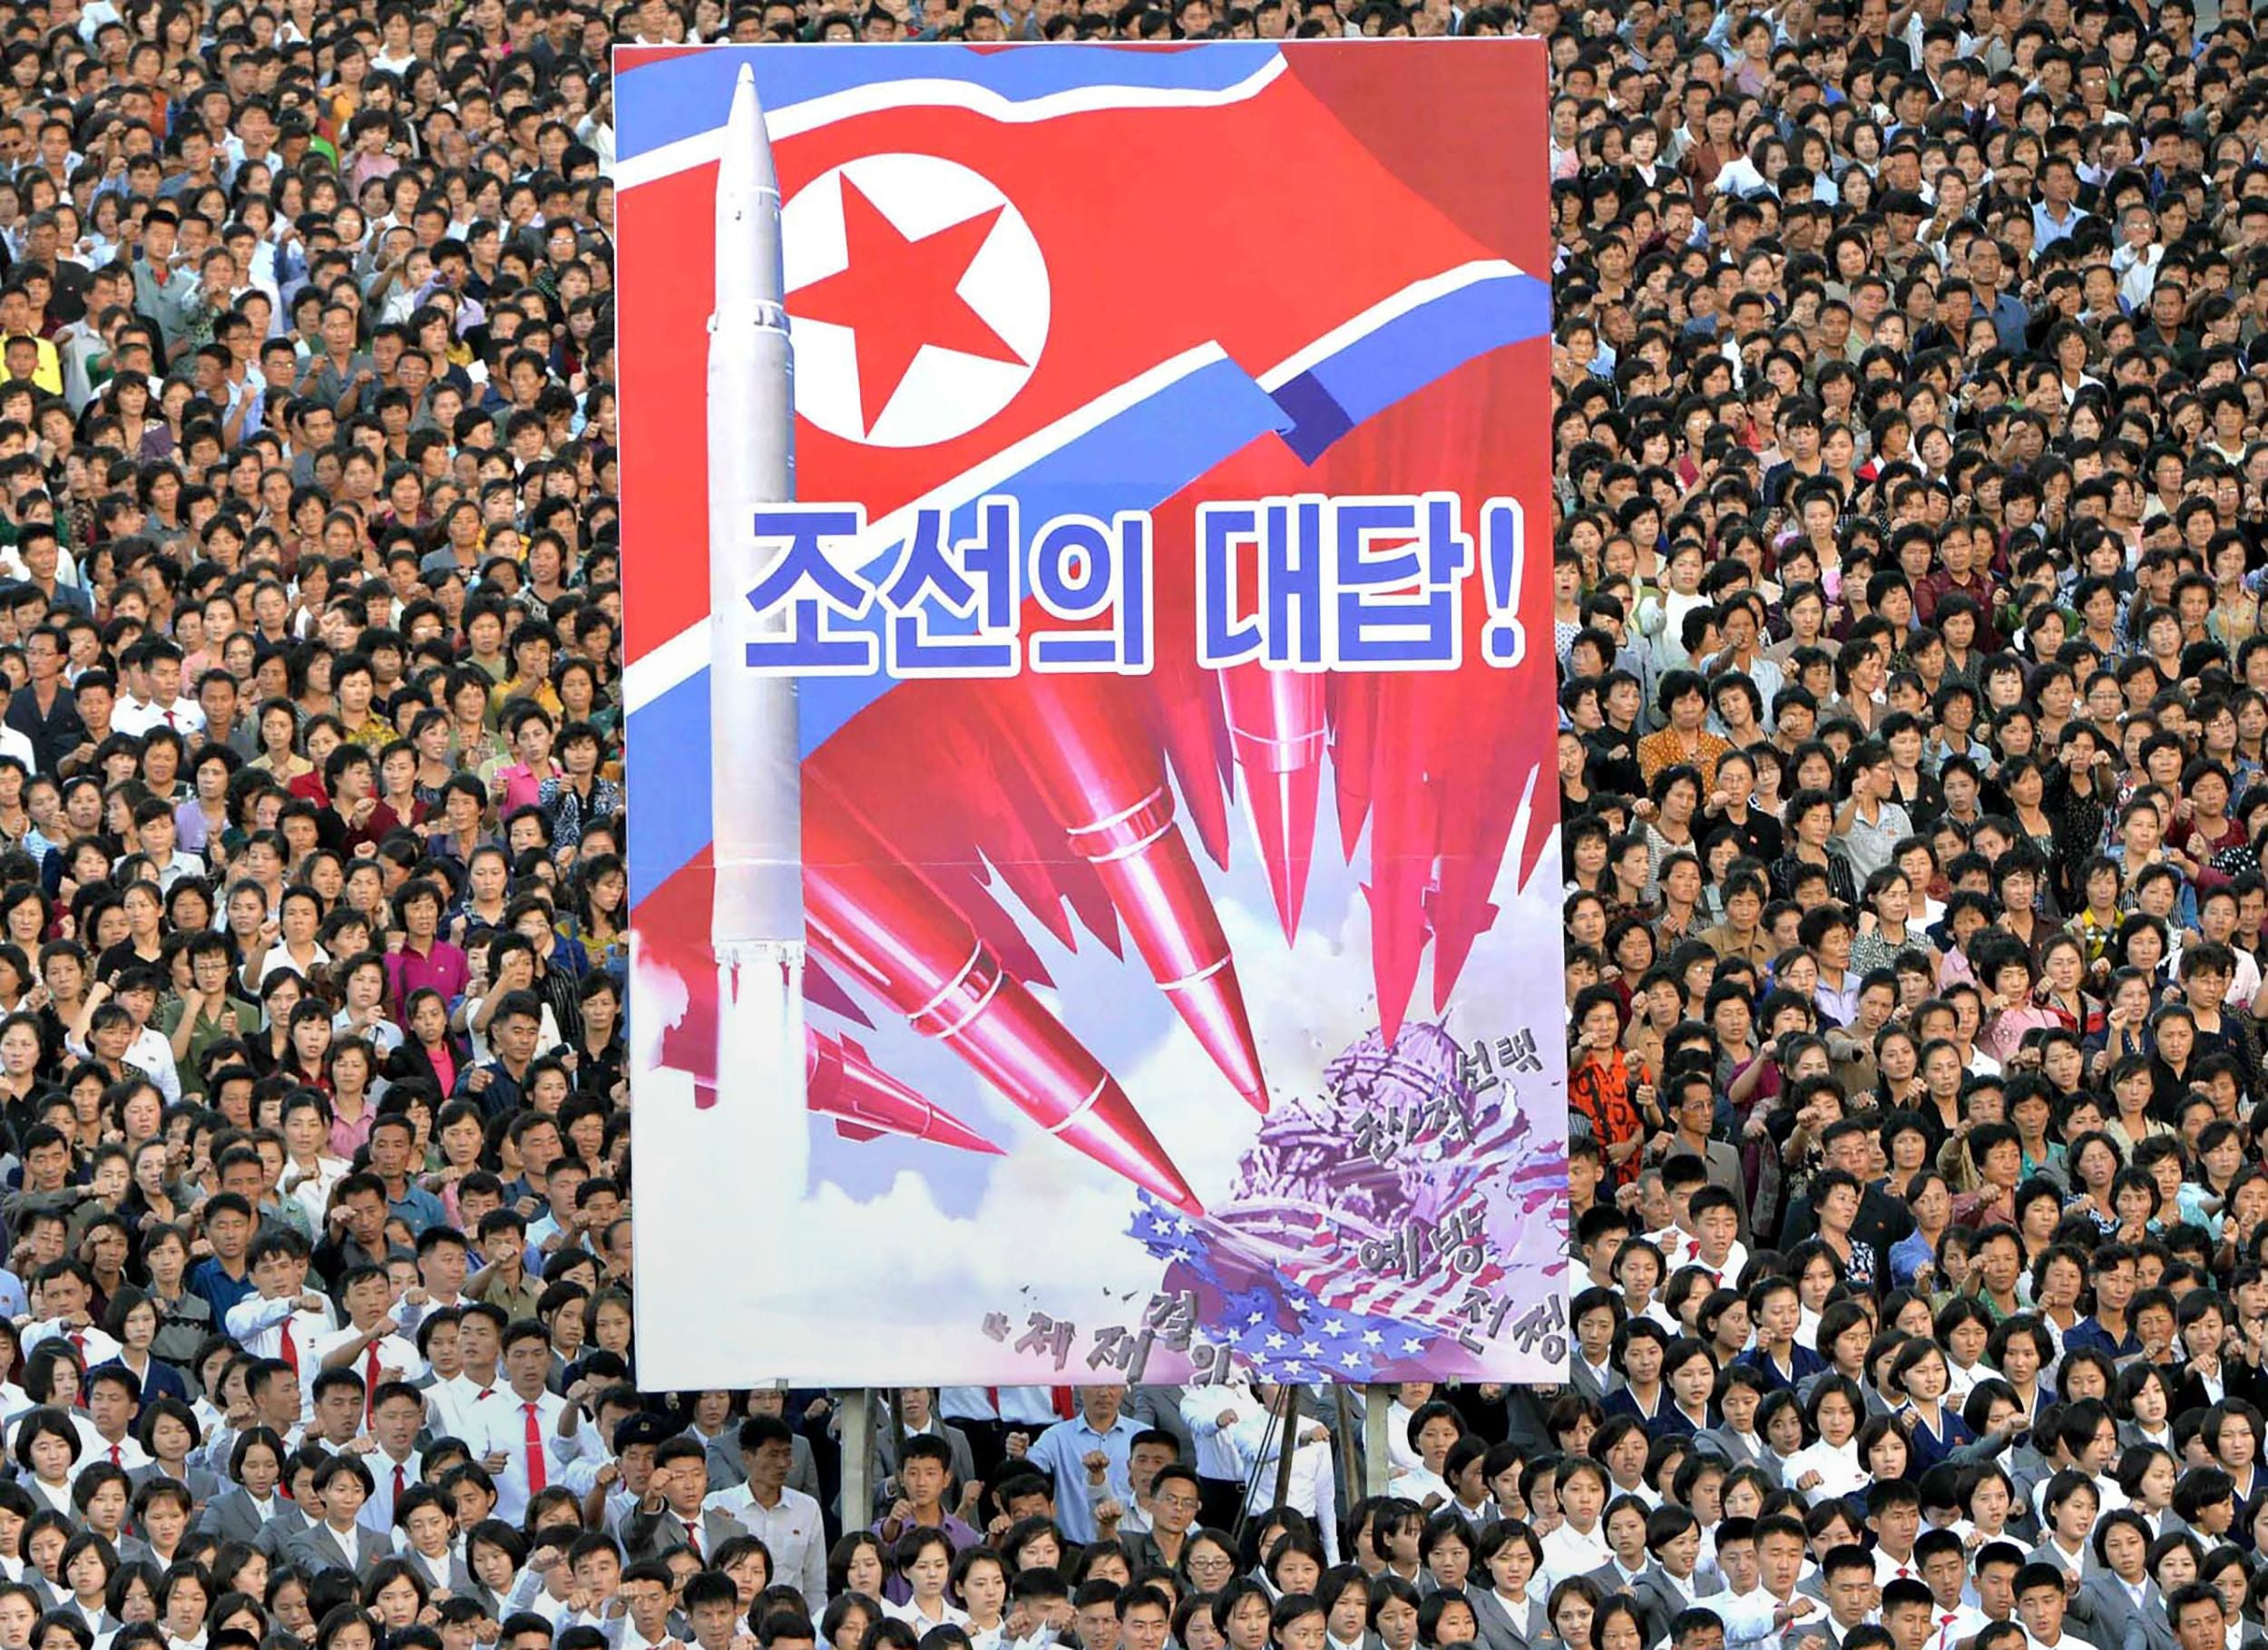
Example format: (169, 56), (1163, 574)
(933, 1113), (1011, 1157)
(727, 63), (772, 184)
(1243, 757), (1319, 946)
(712, 61), (783, 319)
(1160, 962), (1268, 1113)
(1056, 1080), (1205, 1217)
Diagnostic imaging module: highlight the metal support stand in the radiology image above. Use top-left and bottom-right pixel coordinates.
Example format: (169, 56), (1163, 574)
(1363, 1384), (1391, 1495)
(841, 1388), (872, 1529)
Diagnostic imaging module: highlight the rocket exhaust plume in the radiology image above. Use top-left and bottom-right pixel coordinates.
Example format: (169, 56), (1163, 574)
(707, 63), (808, 1203)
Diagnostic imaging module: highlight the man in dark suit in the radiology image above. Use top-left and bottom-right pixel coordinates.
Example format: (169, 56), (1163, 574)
(1778, 1118), (1911, 1257)
(1785, 1547), (1882, 1650)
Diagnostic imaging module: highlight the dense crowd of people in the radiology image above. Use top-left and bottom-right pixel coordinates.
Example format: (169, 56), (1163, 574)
(20, 8), (2263, 1650)
(1545, 0), (2268, 1649)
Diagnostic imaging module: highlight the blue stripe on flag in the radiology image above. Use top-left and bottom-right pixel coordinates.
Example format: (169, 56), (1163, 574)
(626, 352), (1290, 902)
(617, 42), (1283, 168)
(1269, 271), (1552, 463)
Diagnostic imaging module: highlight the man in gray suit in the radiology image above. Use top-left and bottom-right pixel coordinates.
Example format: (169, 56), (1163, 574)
(2068, 1512), (2177, 1650)
(1784, 1547), (1881, 1650)
(1657, 1090), (1753, 1244)
(621, 1438), (748, 1565)
(869, 1388), (979, 1504)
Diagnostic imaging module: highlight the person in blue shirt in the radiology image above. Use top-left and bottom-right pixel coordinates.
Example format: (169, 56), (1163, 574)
(184, 1192), (259, 1323)
(2061, 1245), (2144, 1360)
(1022, 1386), (1139, 1545)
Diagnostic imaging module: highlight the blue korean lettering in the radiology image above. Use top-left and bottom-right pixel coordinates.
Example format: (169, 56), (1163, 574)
(1263, 495), (1326, 669)
(879, 499), (1021, 678)
(1028, 512), (1153, 673)
(740, 505), (877, 674)
(1481, 498), (1528, 667)
(1332, 493), (1471, 669)
(1195, 501), (1262, 667)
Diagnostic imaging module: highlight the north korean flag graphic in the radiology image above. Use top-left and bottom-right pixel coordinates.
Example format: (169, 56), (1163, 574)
(616, 43), (1562, 1313)
(617, 42), (1551, 688)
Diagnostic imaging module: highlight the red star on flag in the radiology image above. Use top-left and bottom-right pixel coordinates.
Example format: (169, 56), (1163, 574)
(791, 179), (1028, 434)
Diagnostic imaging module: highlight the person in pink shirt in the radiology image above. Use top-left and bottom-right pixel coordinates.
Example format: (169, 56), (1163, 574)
(485, 705), (562, 819)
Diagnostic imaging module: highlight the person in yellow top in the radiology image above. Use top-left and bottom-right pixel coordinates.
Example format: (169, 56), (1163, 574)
(1636, 671), (1732, 791)
(330, 657), (395, 751)
(0, 328), (61, 398)
(0, 280), (61, 393)
(489, 620), (563, 727)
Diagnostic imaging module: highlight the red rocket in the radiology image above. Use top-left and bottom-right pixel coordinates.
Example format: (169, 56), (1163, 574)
(807, 1029), (1003, 1153)
(803, 766), (1205, 1215)
(1328, 673), (1379, 864)
(984, 673), (1268, 1112)
(1220, 662), (1325, 942)
(688, 1026), (1003, 1156)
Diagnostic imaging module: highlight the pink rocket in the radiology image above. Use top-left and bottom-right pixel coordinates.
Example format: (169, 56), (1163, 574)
(985, 673), (1268, 1112)
(687, 1027), (1002, 1156)
(803, 766), (1205, 1214)
(1220, 662), (1325, 942)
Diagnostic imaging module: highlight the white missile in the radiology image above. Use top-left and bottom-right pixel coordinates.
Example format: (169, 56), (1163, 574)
(708, 63), (807, 1202)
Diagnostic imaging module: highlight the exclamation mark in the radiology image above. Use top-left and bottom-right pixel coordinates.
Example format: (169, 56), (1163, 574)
(1481, 497), (1525, 666)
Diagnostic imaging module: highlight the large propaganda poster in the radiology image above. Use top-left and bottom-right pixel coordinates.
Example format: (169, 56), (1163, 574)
(616, 39), (1569, 1387)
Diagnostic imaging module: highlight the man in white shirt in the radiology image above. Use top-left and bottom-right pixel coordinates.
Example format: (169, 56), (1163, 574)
(1177, 1381), (1263, 1532)
(398, 1228), (474, 1335)
(222, 1233), (337, 1421)
(427, 1303), (508, 1444)
(1914, 1531), (1986, 1650)
(79, 1368), (150, 1475)
(1227, 1391), (1338, 1563)
(314, 1266), (427, 1430)
(22, 1262), (122, 1366)
(108, 639), (204, 738)
(1713, 1517), (1822, 1650)
(2013, 1564), (2097, 1650)
(612, 1561), (682, 1650)
(357, 1382), (425, 1535)
(706, 1415), (826, 1608)
(465, 1321), (589, 1523)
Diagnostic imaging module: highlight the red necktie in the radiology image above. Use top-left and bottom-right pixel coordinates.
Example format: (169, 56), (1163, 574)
(682, 1518), (701, 1560)
(108, 1445), (121, 1466)
(365, 1345), (381, 1423)
(523, 1402), (546, 1492)
(67, 1332), (83, 1353)
(280, 1321), (299, 1372)
(393, 1464), (406, 1504)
